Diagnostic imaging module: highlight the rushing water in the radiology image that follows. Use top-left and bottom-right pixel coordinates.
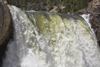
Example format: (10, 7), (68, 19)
(2, 5), (100, 67)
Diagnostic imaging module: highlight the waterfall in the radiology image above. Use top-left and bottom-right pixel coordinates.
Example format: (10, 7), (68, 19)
(2, 5), (100, 67)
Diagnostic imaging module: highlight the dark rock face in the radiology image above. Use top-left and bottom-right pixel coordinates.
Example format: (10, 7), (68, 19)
(0, 2), (13, 67)
(76, 0), (100, 45)
(87, 0), (100, 45)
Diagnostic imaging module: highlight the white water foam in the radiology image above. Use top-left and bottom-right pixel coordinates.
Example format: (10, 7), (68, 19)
(3, 5), (100, 67)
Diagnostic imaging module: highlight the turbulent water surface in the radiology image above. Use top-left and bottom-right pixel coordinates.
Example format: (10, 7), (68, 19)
(3, 5), (100, 67)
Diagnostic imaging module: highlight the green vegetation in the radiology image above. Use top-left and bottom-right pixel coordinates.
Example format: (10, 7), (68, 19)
(7, 0), (92, 13)
(59, 0), (92, 13)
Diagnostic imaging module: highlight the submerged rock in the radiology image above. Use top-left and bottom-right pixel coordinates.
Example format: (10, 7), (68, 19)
(0, 2), (13, 67)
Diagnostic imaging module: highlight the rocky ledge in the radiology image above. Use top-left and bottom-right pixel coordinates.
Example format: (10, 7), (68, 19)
(77, 0), (100, 45)
(87, 0), (100, 45)
(0, 2), (13, 67)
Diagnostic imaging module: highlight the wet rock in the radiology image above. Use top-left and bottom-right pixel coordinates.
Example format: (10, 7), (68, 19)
(87, 0), (100, 45)
(75, 0), (100, 46)
(0, 2), (13, 67)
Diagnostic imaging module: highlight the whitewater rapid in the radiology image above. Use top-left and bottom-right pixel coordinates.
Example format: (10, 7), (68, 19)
(3, 5), (100, 67)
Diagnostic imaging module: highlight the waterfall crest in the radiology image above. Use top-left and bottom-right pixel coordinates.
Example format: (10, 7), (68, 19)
(3, 5), (100, 67)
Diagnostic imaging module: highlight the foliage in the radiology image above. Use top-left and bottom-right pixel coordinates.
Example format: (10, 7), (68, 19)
(7, 0), (92, 13)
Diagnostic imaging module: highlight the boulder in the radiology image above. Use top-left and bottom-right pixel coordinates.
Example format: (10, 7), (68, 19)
(0, 2), (13, 67)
